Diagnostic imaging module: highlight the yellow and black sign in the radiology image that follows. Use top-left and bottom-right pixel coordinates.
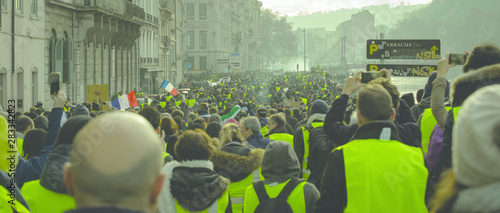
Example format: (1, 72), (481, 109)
(367, 39), (441, 60)
(367, 64), (438, 77)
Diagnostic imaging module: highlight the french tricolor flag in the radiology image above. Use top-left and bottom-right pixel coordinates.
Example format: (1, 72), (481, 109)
(111, 90), (139, 110)
(160, 80), (178, 96)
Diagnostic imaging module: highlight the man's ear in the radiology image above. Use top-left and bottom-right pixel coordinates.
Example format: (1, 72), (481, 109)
(150, 173), (166, 205)
(156, 127), (160, 134)
(356, 110), (363, 126)
(62, 162), (75, 196)
(390, 108), (397, 122)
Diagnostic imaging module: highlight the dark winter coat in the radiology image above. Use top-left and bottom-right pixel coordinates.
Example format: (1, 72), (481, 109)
(15, 107), (64, 188)
(323, 94), (420, 148)
(246, 132), (272, 149)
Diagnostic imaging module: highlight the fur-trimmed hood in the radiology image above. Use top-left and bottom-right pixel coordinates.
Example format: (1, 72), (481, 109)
(211, 144), (265, 182)
(451, 64), (500, 107)
(157, 160), (230, 213)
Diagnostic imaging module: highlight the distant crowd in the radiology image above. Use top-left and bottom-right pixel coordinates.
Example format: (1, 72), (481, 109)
(2, 43), (500, 213)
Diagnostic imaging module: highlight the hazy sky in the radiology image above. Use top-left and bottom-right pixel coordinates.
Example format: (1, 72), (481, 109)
(260, 0), (432, 16)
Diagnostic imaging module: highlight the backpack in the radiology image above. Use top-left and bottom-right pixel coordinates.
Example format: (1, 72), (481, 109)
(305, 124), (335, 188)
(252, 178), (304, 213)
(426, 124), (444, 172)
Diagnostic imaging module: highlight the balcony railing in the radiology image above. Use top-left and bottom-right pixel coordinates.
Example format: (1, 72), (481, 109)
(160, 0), (175, 13)
(78, 0), (144, 20)
(125, 0), (145, 20)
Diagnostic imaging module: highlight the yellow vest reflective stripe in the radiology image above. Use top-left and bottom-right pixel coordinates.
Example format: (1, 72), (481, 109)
(0, 186), (30, 213)
(335, 139), (428, 213)
(243, 178), (308, 213)
(453, 106), (461, 121)
(229, 170), (261, 213)
(301, 122), (324, 180)
(420, 107), (452, 153)
(17, 138), (25, 159)
(260, 126), (268, 137)
(268, 133), (294, 148)
(20, 179), (76, 212)
(175, 189), (230, 213)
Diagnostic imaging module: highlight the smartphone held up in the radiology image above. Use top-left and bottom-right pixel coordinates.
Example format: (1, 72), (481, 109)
(49, 73), (61, 97)
(449, 53), (468, 65)
(361, 71), (386, 84)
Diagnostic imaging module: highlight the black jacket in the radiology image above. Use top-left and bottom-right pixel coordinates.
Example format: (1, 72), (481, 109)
(314, 121), (423, 212)
(323, 94), (421, 148)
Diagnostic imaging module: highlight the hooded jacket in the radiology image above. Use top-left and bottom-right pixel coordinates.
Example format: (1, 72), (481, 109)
(39, 144), (72, 194)
(260, 141), (319, 213)
(431, 65), (500, 183)
(211, 143), (264, 182)
(451, 182), (500, 213)
(158, 160), (231, 213)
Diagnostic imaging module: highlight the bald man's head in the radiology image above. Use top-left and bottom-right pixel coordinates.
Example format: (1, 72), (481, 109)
(64, 112), (165, 211)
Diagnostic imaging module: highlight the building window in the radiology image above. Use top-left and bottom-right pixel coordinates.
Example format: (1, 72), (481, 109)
(15, 0), (23, 14)
(187, 57), (194, 70)
(187, 31), (194, 49)
(199, 3), (207, 20)
(199, 31), (207, 49)
(1, 0), (7, 11)
(186, 3), (194, 20)
(30, 0), (37, 16)
(199, 56), (207, 71)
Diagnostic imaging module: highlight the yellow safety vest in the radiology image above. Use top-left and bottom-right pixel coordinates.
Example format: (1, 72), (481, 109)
(243, 178), (309, 213)
(229, 170), (261, 213)
(453, 106), (461, 121)
(268, 133), (294, 148)
(334, 139), (428, 213)
(300, 122), (324, 181)
(0, 186), (30, 213)
(17, 138), (25, 159)
(160, 102), (167, 109)
(260, 126), (268, 137)
(21, 179), (76, 213)
(420, 107), (452, 153)
(174, 189), (230, 213)
(175, 100), (182, 106)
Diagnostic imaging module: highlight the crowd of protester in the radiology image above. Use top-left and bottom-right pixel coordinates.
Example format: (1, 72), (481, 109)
(1, 43), (500, 212)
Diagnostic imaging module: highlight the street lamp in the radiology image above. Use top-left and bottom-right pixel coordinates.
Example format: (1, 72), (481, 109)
(302, 28), (306, 72)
